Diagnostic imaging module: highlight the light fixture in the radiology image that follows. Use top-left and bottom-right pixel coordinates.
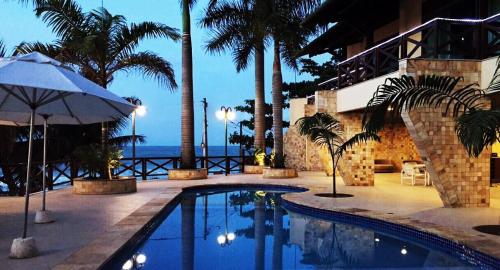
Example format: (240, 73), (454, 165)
(401, 247), (408, 255)
(217, 235), (226, 245)
(135, 105), (147, 117)
(136, 253), (147, 265)
(227, 232), (236, 241)
(216, 109), (225, 120)
(374, 238), (380, 242)
(122, 259), (133, 270)
(227, 110), (236, 121)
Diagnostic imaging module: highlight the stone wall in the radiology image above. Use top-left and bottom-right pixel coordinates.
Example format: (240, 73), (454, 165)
(73, 177), (137, 195)
(374, 119), (421, 171)
(400, 59), (490, 207)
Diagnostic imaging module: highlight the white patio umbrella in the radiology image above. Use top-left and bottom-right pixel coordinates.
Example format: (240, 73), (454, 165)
(0, 52), (135, 259)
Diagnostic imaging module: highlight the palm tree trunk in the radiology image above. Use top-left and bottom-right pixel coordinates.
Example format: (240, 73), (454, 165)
(272, 40), (284, 167)
(327, 143), (336, 196)
(181, 0), (196, 169)
(101, 82), (111, 179)
(254, 40), (266, 151)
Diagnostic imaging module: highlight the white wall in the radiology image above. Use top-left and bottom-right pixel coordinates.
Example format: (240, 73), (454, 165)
(336, 72), (399, 113)
(481, 57), (499, 90)
(289, 98), (307, 125)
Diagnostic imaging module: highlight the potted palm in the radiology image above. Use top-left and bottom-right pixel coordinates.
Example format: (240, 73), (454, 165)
(244, 148), (266, 174)
(72, 144), (136, 195)
(296, 113), (379, 197)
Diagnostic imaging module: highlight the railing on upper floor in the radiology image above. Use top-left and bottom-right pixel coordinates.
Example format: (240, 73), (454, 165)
(319, 14), (500, 90)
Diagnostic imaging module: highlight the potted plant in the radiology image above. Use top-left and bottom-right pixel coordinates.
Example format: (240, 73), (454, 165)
(72, 144), (136, 195)
(262, 150), (298, 179)
(244, 148), (266, 174)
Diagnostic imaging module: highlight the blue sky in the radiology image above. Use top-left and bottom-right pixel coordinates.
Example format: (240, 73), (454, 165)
(0, 0), (320, 146)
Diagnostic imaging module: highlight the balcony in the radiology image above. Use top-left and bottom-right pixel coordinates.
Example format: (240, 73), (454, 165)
(319, 13), (500, 90)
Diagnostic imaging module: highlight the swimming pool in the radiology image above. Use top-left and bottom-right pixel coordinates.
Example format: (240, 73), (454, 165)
(105, 187), (497, 269)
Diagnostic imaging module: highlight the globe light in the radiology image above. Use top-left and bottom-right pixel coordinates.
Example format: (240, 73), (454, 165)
(401, 247), (408, 255)
(227, 110), (236, 121)
(374, 238), (380, 242)
(217, 235), (226, 245)
(136, 253), (147, 265)
(216, 110), (225, 120)
(122, 259), (133, 270)
(135, 105), (147, 117)
(227, 232), (236, 241)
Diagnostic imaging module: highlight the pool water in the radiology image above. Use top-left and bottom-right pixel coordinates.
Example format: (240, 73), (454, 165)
(109, 189), (486, 269)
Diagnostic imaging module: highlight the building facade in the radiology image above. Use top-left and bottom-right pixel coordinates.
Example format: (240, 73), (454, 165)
(286, 0), (500, 207)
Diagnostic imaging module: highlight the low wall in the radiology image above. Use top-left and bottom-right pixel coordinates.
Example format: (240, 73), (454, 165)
(73, 177), (137, 195)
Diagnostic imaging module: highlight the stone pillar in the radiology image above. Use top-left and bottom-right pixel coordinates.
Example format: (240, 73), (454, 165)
(316, 90), (376, 186)
(400, 59), (490, 207)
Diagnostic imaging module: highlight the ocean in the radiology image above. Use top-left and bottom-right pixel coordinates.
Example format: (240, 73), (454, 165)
(122, 145), (244, 158)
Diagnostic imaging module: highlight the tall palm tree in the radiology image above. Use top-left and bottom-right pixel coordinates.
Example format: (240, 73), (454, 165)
(17, 0), (180, 152)
(362, 70), (500, 157)
(180, 0), (196, 169)
(200, 0), (270, 151)
(297, 113), (379, 196)
(268, 0), (319, 167)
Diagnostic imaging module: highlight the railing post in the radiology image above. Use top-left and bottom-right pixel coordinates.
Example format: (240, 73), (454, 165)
(400, 34), (408, 59)
(241, 151), (245, 173)
(374, 48), (381, 77)
(433, 20), (440, 59)
(173, 158), (178, 169)
(353, 59), (359, 84)
(225, 157), (230, 175)
(141, 158), (147, 180)
(69, 160), (77, 185)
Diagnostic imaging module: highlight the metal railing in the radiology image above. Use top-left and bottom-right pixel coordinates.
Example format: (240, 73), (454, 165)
(320, 14), (500, 90)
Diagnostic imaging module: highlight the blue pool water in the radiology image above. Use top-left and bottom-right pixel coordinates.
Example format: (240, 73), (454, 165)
(106, 188), (494, 269)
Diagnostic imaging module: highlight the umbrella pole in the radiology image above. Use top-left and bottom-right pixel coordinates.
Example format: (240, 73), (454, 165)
(22, 109), (35, 239)
(42, 118), (47, 211)
(35, 116), (54, 224)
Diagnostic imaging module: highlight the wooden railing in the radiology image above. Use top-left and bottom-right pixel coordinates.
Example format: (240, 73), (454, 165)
(320, 14), (500, 90)
(0, 155), (248, 193)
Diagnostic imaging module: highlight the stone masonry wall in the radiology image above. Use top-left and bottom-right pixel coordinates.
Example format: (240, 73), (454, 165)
(401, 59), (490, 207)
(374, 120), (421, 171)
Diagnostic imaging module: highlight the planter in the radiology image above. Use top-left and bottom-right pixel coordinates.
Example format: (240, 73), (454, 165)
(73, 177), (136, 195)
(262, 167), (298, 179)
(243, 165), (264, 174)
(169, 168), (208, 180)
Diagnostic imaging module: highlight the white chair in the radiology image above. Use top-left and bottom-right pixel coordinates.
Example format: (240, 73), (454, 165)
(401, 162), (429, 186)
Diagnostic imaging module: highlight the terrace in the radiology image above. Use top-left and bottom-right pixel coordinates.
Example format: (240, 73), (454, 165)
(0, 173), (499, 269)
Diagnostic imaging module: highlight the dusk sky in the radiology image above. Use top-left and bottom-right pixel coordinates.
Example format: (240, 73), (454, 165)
(0, 0), (322, 146)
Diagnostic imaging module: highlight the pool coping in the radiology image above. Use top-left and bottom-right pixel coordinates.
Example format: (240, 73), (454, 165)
(52, 180), (500, 270)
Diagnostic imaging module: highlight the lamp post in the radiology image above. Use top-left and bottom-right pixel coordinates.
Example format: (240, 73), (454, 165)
(216, 106), (235, 175)
(132, 104), (146, 177)
(217, 192), (236, 247)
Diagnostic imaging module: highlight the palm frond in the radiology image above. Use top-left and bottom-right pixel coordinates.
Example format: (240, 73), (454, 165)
(455, 109), (500, 157)
(335, 132), (380, 158)
(109, 135), (146, 147)
(296, 112), (343, 148)
(113, 51), (177, 90)
(0, 40), (6, 57)
(35, 0), (85, 40)
(487, 57), (500, 93)
(363, 75), (485, 134)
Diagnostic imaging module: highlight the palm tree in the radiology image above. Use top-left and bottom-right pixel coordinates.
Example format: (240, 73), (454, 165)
(362, 68), (500, 157)
(200, 0), (270, 151)
(268, 0), (319, 167)
(0, 40), (5, 57)
(296, 113), (379, 196)
(17, 0), (179, 147)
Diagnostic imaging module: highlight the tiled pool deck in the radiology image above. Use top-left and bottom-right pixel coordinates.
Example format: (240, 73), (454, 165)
(0, 172), (499, 269)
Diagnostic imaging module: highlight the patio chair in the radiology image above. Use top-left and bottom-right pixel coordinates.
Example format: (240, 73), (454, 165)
(401, 162), (429, 186)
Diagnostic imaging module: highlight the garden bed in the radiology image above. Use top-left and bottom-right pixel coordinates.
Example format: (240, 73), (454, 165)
(73, 177), (137, 195)
(262, 167), (298, 179)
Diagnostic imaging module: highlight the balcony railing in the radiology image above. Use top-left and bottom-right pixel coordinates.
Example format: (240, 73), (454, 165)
(319, 13), (500, 90)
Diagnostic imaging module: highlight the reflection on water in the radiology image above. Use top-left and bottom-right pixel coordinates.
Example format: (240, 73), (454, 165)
(114, 190), (480, 270)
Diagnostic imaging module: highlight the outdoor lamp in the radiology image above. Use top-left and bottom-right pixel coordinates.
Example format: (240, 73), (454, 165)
(136, 105), (147, 117)
(401, 247), (408, 255)
(217, 232), (236, 247)
(217, 106), (236, 175)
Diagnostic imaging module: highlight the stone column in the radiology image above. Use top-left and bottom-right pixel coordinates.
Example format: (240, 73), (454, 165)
(400, 59), (490, 207)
